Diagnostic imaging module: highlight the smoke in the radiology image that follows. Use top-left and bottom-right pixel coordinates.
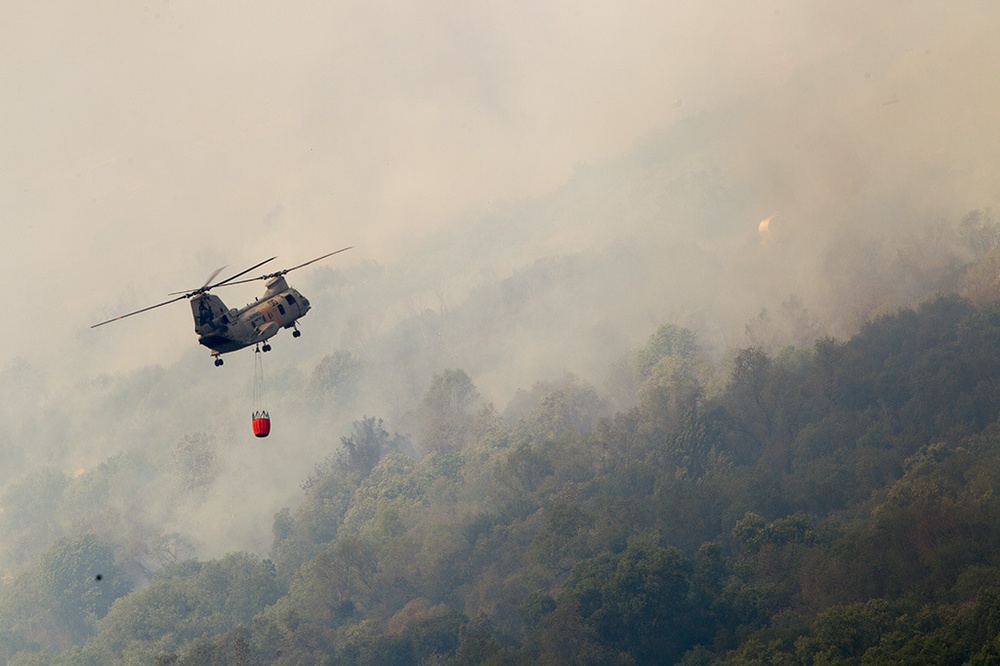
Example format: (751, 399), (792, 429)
(2, 1), (1000, 563)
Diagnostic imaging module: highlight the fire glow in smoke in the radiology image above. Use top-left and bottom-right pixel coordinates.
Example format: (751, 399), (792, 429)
(758, 215), (773, 242)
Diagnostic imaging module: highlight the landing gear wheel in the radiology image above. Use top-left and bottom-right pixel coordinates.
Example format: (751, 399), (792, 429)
(262, 343), (272, 352)
(292, 329), (301, 338)
(214, 357), (224, 367)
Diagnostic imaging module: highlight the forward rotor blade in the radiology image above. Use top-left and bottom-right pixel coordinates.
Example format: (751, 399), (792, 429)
(282, 247), (354, 274)
(90, 294), (190, 328)
(221, 247), (354, 287)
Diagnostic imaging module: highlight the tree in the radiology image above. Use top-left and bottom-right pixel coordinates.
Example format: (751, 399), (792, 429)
(744, 297), (822, 354)
(636, 324), (700, 378)
(0, 467), (67, 570)
(337, 416), (411, 481)
(796, 599), (901, 662)
(170, 433), (220, 490)
(637, 354), (703, 439)
(607, 324), (702, 409)
(959, 208), (1000, 259)
(558, 537), (698, 663)
(307, 350), (366, 409)
(37, 533), (132, 645)
(85, 553), (280, 662)
(504, 375), (609, 442)
(417, 369), (482, 454)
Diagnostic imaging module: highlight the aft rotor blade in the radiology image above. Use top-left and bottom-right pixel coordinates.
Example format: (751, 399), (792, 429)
(92, 256), (280, 328)
(222, 247), (354, 286)
(168, 256), (278, 296)
(90, 294), (190, 328)
(169, 264), (229, 296)
(207, 256), (278, 290)
(201, 265), (228, 289)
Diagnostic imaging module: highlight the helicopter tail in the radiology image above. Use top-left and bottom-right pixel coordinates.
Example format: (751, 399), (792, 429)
(191, 293), (231, 335)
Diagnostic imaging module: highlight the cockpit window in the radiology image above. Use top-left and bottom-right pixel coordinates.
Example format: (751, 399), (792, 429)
(285, 294), (297, 305)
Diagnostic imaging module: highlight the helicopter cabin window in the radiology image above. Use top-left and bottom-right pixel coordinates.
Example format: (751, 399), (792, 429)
(277, 303), (286, 315)
(285, 294), (297, 305)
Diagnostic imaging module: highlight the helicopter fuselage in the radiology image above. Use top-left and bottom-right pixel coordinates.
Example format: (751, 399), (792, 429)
(191, 275), (311, 356)
(91, 247), (352, 366)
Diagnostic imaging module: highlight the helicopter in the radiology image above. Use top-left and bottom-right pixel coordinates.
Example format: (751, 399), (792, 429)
(91, 247), (353, 366)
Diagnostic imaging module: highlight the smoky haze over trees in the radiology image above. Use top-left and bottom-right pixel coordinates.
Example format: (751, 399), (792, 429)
(6, 1), (1000, 664)
(7, 192), (1000, 663)
(13, 262), (1000, 662)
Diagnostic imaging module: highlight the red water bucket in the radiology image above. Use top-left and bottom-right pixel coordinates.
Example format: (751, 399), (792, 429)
(252, 412), (271, 438)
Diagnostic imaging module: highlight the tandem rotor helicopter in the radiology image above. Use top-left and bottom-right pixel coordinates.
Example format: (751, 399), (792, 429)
(92, 247), (353, 366)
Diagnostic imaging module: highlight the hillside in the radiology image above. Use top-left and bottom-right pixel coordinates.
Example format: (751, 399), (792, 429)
(9, 267), (1000, 662)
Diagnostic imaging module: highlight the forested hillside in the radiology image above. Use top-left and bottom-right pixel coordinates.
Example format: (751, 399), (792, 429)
(11, 277), (1000, 662)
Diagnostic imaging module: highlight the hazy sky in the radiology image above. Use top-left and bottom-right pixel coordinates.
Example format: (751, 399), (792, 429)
(3, 1), (1000, 377)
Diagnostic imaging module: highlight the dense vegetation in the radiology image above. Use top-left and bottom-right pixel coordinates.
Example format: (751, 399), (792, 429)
(10, 286), (1000, 662)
